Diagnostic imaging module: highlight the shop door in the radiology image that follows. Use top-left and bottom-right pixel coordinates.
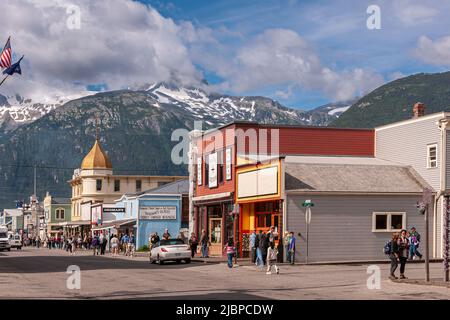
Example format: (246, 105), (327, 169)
(209, 218), (222, 256)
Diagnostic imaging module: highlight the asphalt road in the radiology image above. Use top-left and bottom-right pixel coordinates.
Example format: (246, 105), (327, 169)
(0, 247), (449, 299)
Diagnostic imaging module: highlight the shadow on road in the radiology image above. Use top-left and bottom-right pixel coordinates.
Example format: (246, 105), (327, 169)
(0, 254), (196, 273)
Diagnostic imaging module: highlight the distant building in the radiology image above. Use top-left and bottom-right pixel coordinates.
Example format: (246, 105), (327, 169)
(43, 193), (71, 236)
(110, 179), (189, 249)
(68, 137), (186, 236)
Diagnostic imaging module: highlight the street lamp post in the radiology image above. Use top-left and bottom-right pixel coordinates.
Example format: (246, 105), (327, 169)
(417, 188), (432, 282)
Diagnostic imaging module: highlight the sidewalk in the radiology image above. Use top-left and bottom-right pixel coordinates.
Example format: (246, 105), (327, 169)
(393, 278), (450, 288)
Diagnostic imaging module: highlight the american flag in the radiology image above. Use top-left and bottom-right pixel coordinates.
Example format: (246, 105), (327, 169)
(0, 37), (12, 69)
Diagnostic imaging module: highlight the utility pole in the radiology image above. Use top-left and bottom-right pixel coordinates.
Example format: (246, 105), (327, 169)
(418, 188), (432, 282)
(444, 196), (449, 282)
(425, 203), (430, 282)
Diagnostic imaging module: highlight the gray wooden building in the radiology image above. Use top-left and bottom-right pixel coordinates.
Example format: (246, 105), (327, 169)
(283, 156), (434, 263)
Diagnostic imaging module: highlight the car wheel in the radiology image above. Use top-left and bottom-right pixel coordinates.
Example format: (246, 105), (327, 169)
(149, 254), (155, 264)
(185, 259), (191, 264)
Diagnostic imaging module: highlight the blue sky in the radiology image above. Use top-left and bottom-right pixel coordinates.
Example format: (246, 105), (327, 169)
(140, 0), (450, 108)
(2, 0), (450, 110)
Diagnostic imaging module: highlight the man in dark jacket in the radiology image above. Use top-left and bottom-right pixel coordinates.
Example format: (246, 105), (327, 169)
(259, 232), (268, 265)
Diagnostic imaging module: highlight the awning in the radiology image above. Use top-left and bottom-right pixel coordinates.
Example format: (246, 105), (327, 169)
(91, 219), (136, 231)
(58, 221), (91, 227)
(192, 192), (232, 203)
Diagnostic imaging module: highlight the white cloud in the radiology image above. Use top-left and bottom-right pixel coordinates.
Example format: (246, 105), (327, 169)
(0, 1), (385, 104)
(204, 29), (384, 102)
(0, 0), (204, 100)
(392, 0), (439, 26)
(415, 35), (450, 66)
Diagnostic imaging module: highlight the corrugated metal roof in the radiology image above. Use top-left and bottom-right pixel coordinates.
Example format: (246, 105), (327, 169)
(285, 160), (432, 194)
(51, 197), (71, 204)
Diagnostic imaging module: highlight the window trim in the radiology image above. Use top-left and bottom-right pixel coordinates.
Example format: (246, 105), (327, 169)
(114, 179), (121, 192)
(427, 144), (437, 169)
(55, 207), (65, 220)
(372, 212), (406, 233)
(96, 179), (102, 191)
(136, 179), (142, 192)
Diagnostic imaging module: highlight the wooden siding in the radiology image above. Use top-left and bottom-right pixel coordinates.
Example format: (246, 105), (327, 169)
(195, 123), (374, 197)
(375, 116), (441, 190)
(286, 194), (433, 262)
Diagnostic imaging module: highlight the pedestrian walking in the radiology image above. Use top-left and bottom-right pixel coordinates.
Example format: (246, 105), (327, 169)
(99, 232), (106, 255)
(259, 232), (268, 265)
(409, 227), (423, 260)
(249, 230), (257, 263)
(266, 242), (279, 275)
(92, 233), (100, 255)
(178, 230), (187, 244)
(189, 232), (198, 258)
(397, 229), (410, 279)
(200, 229), (210, 258)
(127, 233), (136, 257)
(110, 234), (119, 258)
(386, 232), (400, 280)
(224, 238), (236, 268)
(287, 231), (296, 264)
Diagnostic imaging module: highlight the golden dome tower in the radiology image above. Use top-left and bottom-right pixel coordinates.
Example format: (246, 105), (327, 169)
(81, 139), (113, 170)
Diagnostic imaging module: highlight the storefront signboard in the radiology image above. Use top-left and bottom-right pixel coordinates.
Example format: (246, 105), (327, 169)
(140, 206), (177, 220)
(208, 152), (218, 188)
(226, 148), (232, 180)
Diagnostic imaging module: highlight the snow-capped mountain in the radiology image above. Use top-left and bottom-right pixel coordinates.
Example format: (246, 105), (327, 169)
(0, 92), (92, 134)
(0, 82), (352, 135)
(142, 82), (346, 126)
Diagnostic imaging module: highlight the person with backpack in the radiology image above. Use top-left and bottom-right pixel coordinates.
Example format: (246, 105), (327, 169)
(397, 229), (410, 279)
(266, 241), (279, 275)
(409, 227), (423, 260)
(223, 238), (236, 268)
(386, 233), (400, 280)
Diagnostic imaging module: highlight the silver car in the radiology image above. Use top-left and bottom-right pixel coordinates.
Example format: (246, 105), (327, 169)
(149, 239), (191, 264)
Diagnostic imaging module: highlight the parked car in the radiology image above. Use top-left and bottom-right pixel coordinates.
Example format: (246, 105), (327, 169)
(0, 226), (11, 251)
(8, 233), (22, 250)
(149, 239), (191, 264)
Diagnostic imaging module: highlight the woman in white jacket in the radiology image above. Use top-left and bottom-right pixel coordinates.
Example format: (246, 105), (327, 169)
(266, 242), (279, 275)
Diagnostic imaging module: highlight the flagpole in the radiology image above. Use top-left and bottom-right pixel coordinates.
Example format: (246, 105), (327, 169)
(0, 75), (9, 87)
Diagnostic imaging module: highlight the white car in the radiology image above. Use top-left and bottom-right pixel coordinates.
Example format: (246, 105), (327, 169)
(9, 234), (22, 250)
(149, 239), (191, 264)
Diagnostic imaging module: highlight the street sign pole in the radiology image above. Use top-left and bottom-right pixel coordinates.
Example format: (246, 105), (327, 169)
(302, 200), (314, 265)
(306, 207), (309, 265)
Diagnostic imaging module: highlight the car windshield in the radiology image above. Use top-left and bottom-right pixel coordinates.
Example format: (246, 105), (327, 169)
(160, 239), (185, 246)
(0, 232), (7, 238)
(14, 236), (20, 240)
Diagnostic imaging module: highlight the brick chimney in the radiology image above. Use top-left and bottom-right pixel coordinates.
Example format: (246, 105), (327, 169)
(413, 102), (425, 118)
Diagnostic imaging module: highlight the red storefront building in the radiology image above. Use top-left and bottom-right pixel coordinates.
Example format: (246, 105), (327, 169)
(191, 121), (374, 256)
